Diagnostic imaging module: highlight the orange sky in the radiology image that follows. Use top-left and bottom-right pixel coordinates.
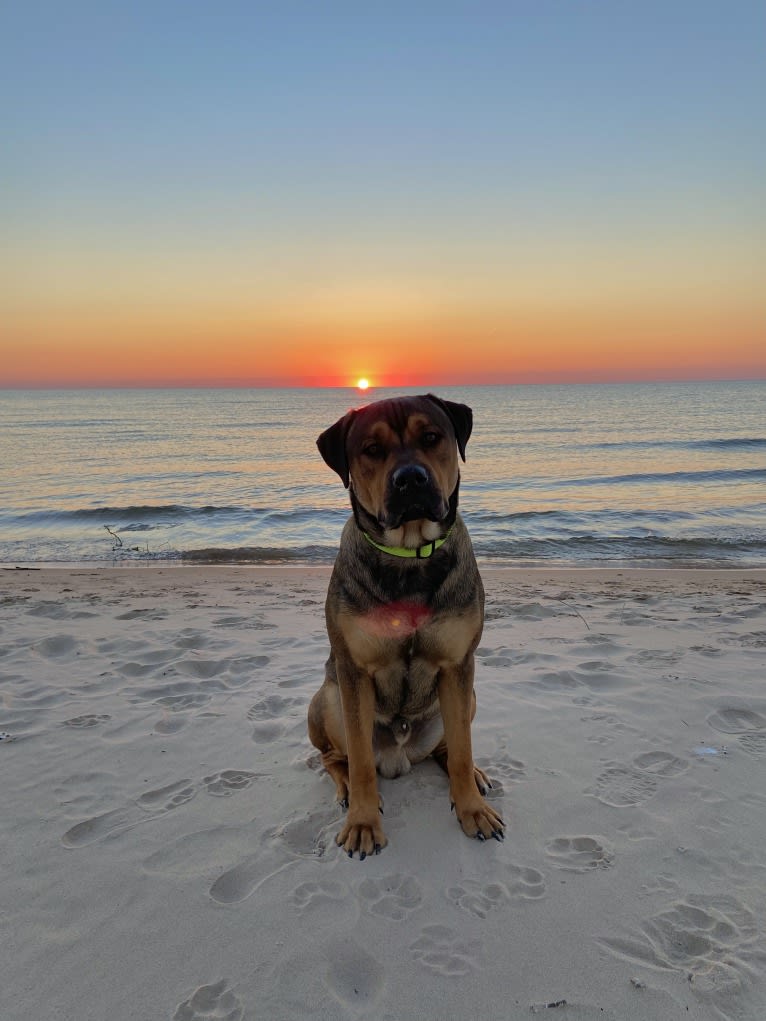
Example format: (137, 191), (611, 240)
(4, 301), (764, 388)
(4, 183), (764, 387)
(3, 251), (765, 387)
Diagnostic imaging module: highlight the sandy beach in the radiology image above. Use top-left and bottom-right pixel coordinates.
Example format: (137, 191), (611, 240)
(2, 565), (765, 1021)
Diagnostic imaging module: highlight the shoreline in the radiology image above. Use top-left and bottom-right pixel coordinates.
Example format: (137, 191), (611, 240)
(4, 561), (766, 577)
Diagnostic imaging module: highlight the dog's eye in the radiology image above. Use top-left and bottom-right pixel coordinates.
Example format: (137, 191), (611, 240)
(362, 443), (384, 458)
(422, 431), (441, 447)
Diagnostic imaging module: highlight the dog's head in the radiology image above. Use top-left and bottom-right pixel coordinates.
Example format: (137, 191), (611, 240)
(317, 394), (472, 548)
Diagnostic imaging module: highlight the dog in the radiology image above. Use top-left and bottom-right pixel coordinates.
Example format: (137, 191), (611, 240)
(308, 393), (504, 858)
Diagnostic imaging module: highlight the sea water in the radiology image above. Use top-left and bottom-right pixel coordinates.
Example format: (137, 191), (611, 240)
(1, 381), (764, 566)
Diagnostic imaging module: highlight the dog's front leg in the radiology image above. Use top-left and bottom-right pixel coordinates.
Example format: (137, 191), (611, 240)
(438, 657), (505, 841)
(336, 662), (387, 859)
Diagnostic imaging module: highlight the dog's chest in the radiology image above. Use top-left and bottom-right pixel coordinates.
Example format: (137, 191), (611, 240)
(372, 641), (439, 719)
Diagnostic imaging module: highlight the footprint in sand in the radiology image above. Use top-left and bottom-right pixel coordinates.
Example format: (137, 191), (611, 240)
(177, 659), (225, 681)
(209, 859), (298, 905)
(410, 924), (479, 976)
(358, 873), (423, 919)
(324, 941), (385, 1007)
(246, 693), (301, 720)
(476, 645), (514, 667)
(142, 825), (256, 879)
(173, 628), (209, 650)
(633, 751), (689, 777)
(155, 692), (212, 711)
(273, 808), (341, 859)
(247, 693), (296, 743)
(137, 780), (197, 811)
(476, 754), (525, 798)
(63, 714), (111, 728)
(707, 707), (766, 759)
(172, 979), (242, 1021)
(545, 836), (614, 873)
(447, 879), (510, 918)
(448, 863), (545, 916)
(587, 765), (658, 807)
(506, 863), (547, 900)
(598, 893), (757, 997)
(60, 808), (153, 848)
(33, 634), (81, 658)
(62, 779), (196, 847)
(291, 878), (349, 913)
(707, 707), (766, 735)
(154, 715), (189, 735)
(203, 770), (261, 797)
(691, 644), (725, 658)
(209, 810), (338, 905)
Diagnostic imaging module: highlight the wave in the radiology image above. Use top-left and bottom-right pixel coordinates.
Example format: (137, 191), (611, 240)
(170, 534), (766, 566)
(5, 504), (249, 524)
(588, 437), (766, 452)
(477, 530), (766, 563)
(181, 545), (336, 563)
(2, 504), (350, 528)
(687, 437), (766, 451)
(553, 467), (766, 488)
(465, 507), (703, 526)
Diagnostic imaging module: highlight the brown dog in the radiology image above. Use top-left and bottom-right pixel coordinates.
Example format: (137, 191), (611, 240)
(308, 393), (504, 858)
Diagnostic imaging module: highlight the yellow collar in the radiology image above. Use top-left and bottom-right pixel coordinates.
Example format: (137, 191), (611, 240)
(362, 526), (452, 559)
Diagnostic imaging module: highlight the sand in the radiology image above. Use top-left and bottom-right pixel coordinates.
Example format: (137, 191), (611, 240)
(2, 565), (765, 1021)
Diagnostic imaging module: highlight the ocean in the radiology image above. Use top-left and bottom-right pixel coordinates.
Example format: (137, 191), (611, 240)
(1, 382), (764, 567)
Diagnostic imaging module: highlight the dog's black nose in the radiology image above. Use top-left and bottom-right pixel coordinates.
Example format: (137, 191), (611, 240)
(392, 464), (429, 491)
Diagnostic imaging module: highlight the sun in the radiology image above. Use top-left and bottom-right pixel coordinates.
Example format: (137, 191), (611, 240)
(356, 378), (370, 390)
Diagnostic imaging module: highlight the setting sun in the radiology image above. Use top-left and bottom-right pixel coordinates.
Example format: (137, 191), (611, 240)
(356, 378), (370, 390)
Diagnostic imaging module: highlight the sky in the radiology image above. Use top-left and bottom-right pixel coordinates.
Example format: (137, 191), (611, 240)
(2, 1), (764, 388)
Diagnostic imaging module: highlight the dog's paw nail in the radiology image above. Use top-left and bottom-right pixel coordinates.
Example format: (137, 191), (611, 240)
(493, 830), (504, 841)
(379, 806), (384, 815)
(374, 843), (382, 855)
(347, 849), (353, 858)
(360, 851), (367, 861)
(478, 784), (487, 796)
(476, 831), (486, 842)
(487, 780), (493, 789)
(450, 802), (455, 813)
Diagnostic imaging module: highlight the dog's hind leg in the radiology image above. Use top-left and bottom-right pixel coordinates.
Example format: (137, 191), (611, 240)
(308, 682), (350, 806)
(321, 751), (350, 808)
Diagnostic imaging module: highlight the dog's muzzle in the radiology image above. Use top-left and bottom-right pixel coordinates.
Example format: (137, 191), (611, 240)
(382, 463), (446, 527)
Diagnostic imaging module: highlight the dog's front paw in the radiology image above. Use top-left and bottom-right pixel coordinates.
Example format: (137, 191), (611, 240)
(336, 811), (388, 860)
(453, 795), (505, 842)
(473, 764), (492, 796)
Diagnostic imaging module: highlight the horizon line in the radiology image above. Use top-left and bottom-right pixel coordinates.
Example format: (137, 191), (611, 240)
(1, 374), (765, 392)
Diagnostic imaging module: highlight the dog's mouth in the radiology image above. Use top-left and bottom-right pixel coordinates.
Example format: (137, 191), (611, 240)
(387, 502), (443, 527)
(380, 492), (447, 530)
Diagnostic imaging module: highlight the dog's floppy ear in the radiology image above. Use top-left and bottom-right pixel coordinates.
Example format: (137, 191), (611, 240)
(316, 410), (356, 487)
(425, 394), (473, 462)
